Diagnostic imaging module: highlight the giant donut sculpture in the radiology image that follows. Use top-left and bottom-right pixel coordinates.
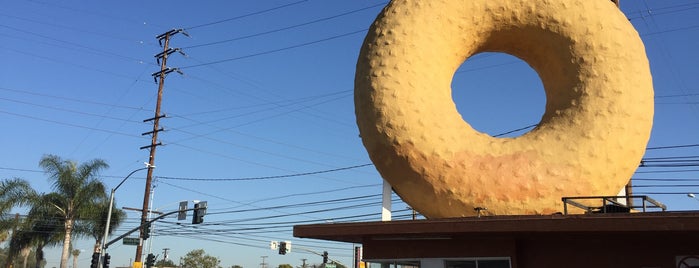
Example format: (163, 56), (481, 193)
(355, 0), (654, 218)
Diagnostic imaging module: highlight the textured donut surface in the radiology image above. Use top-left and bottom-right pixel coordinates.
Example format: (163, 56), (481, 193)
(355, 0), (654, 218)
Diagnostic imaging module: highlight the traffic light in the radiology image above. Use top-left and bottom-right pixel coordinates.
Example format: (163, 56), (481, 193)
(322, 251), (328, 264)
(278, 241), (287, 255)
(104, 254), (111, 268)
(143, 222), (151, 240)
(90, 253), (99, 268)
(145, 253), (156, 268)
(192, 201), (207, 224)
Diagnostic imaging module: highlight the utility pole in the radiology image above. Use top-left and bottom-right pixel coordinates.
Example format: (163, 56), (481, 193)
(260, 256), (268, 268)
(301, 259), (307, 268)
(135, 28), (188, 266)
(162, 248), (170, 262)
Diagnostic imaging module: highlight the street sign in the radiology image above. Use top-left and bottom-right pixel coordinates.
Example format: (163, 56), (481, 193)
(324, 264), (336, 268)
(123, 237), (139, 246)
(178, 201), (187, 220)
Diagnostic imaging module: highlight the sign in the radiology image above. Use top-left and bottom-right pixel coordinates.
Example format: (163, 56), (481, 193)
(324, 264), (336, 268)
(677, 255), (699, 268)
(178, 201), (187, 220)
(123, 237), (139, 246)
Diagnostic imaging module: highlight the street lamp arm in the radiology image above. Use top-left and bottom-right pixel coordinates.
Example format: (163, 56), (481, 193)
(115, 167), (150, 191)
(99, 166), (152, 268)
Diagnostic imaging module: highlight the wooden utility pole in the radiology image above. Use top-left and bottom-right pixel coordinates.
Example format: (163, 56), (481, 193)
(135, 29), (187, 266)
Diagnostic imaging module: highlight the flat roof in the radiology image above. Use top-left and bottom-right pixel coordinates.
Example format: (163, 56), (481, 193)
(293, 211), (699, 243)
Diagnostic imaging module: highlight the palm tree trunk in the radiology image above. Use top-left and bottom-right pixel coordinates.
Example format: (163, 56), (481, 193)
(72, 254), (78, 268)
(5, 255), (14, 268)
(93, 239), (101, 254)
(59, 219), (73, 268)
(35, 244), (45, 268)
(21, 247), (30, 268)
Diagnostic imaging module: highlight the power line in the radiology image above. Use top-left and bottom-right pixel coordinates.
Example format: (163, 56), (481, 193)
(627, 3), (699, 21)
(183, 2), (386, 49)
(646, 143), (699, 150)
(493, 124), (538, 137)
(179, 29), (366, 69)
(0, 23), (150, 64)
(0, 96), (142, 124)
(185, 0), (309, 30)
(635, 169), (699, 174)
(208, 194), (385, 216)
(157, 163), (373, 182)
(634, 184), (699, 188)
(0, 109), (142, 138)
(633, 178), (699, 182)
(0, 86), (150, 112)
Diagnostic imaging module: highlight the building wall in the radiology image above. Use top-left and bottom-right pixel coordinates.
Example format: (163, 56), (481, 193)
(363, 234), (699, 268)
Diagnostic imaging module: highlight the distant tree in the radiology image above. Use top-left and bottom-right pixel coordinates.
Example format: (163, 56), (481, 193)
(71, 249), (80, 268)
(278, 264), (293, 268)
(182, 249), (221, 268)
(155, 259), (175, 268)
(230, 265), (243, 268)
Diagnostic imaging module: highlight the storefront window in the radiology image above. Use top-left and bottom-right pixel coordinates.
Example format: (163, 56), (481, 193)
(445, 259), (510, 268)
(367, 258), (510, 268)
(368, 260), (420, 268)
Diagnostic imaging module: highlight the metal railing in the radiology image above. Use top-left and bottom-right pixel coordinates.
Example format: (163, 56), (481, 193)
(561, 195), (667, 215)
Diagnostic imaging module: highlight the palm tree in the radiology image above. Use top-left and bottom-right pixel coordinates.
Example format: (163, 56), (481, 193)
(73, 198), (126, 254)
(28, 193), (65, 268)
(1, 178), (38, 268)
(8, 193), (64, 268)
(71, 249), (81, 268)
(38, 154), (109, 268)
(0, 178), (34, 232)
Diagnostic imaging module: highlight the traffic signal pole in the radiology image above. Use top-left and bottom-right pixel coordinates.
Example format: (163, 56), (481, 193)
(105, 207), (197, 250)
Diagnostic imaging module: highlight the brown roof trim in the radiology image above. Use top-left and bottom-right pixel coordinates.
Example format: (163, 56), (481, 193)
(293, 211), (699, 243)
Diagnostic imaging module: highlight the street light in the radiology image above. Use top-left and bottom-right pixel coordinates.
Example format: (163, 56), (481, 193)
(99, 165), (154, 267)
(688, 193), (699, 203)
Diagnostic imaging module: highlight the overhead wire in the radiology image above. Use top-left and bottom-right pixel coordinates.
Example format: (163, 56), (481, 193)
(184, 0), (310, 30)
(0, 86), (151, 112)
(0, 109), (143, 138)
(0, 96), (142, 124)
(179, 29), (367, 69)
(183, 2), (386, 49)
(158, 164), (373, 182)
(627, 2), (699, 21)
(0, 24), (151, 64)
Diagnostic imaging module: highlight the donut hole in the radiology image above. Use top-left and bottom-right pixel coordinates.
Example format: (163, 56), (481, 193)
(451, 52), (546, 138)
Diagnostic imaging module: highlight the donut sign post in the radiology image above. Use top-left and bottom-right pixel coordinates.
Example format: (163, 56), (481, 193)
(354, 0), (654, 218)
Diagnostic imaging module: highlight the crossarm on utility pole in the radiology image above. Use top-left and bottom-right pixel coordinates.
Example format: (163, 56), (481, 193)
(105, 208), (193, 249)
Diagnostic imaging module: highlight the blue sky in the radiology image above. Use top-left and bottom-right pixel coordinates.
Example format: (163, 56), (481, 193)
(1, 1), (699, 268)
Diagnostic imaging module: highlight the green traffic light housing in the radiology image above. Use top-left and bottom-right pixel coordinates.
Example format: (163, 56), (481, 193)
(90, 253), (99, 268)
(145, 253), (156, 268)
(192, 201), (207, 224)
(143, 222), (152, 240)
(104, 254), (111, 268)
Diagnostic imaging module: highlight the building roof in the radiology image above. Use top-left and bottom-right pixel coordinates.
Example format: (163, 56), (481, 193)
(293, 211), (699, 243)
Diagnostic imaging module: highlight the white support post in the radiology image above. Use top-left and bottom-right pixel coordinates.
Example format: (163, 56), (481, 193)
(381, 180), (392, 221)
